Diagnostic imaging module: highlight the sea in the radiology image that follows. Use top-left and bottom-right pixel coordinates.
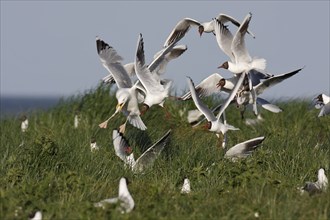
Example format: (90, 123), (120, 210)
(0, 96), (61, 119)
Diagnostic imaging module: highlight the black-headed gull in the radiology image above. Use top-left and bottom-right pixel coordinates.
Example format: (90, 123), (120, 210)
(186, 76), (239, 136)
(180, 73), (238, 101)
(20, 115), (28, 133)
(90, 137), (99, 152)
(135, 34), (173, 114)
(313, 94), (330, 117)
(112, 129), (171, 173)
(96, 37), (147, 131)
(198, 13), (255, 38)
(217, 13), (267, 74)
(300, 168), (328, 195)
(163, 18), (201, 47)
(94, 177), (134, 213)
(29, 211), (42, 220)
(224, 136), (265, 161)
(181, 178), (191, 194)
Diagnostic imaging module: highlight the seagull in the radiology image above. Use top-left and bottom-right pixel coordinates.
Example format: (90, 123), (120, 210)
(94, 177), (135, 213)
(198, 13), (255, 38)
(90, 137), (99, 152)
(216, 13), (267, 75)
(163, 18), (201, 47)
(183, 67), (302, 119)
(20, 115), (28, 132)
(313, 94), (330, 117)
(236, 67), (303, 117)
(74, 112), (79, 129)
(186, 76), (239, 136)
(112, 129), (171, 173)
(29, 211), (42, 220)
(180, 73), (238, 101)
(122, 44), (188, 77)
(96, 37), (147, 131)
(224, 136), (265, 161)
(300, 168), (328, 195)
(181, 178), (191, 194)
(135, 34), (173, 114)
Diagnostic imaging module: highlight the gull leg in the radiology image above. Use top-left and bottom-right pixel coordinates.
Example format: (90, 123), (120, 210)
(99, 111), (118, 129)
(119, 117), (129, 134)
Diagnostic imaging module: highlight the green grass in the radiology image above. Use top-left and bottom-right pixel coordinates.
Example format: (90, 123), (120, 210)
(1, 84), (330, 219)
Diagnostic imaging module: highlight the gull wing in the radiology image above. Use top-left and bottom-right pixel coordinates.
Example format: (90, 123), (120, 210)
(150, 45), (188, 75)
(217, 13), (256, 38)
(225, 136), (265, 159)
(186, 77), (217, 122)
(214, 19), (235, 62)
(118, 178), (135, 213)
(135, 34), (164, 94)
(163, 18), (200, 47)
(113, 130), (132, 162)
(181, 73), (224, 100)
(319, 103), (330, 117)
(255, 68), (303, 95)
(132, 130), (171, 172)
(256, 98), (282, 113)
(96, 37), (132, 88)
(148, 41), (177, 73)
(216, 72), (246, 120)
(231, 13), (253, 64)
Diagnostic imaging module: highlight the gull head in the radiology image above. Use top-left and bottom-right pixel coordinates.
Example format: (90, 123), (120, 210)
(140, 104), (150, 116)
(218, 61), (229, 69)
(198, 25), (204, 37)
(203, 121), (212, 130)
(216, 78), (226, 89)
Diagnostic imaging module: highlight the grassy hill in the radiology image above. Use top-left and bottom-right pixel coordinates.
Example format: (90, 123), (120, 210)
(1, 84), (329, 219)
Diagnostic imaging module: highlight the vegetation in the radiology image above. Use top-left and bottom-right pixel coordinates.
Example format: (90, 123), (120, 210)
(1, 84), (329, 219)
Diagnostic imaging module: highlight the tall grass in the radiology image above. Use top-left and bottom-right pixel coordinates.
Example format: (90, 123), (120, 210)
(1, 84), (329, 219)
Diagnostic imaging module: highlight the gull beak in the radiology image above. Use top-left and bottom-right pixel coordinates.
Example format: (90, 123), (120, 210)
(116, 103), (124, 112)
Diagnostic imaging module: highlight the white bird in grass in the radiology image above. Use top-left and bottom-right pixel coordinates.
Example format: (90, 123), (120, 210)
(186, 76), (239, 137)
(94, 177), (135, 213)
(300, 168), (328, 195)
(135, 34), (174, 114)
(29, 211), (42, 220)
(224, 136), (265, 161)
(20, 115), (28, 132)
(90, 137), (99, 152)
(96, 37), (147, 132)
(198, 13), (256, 38)
(112, 129), (171, 173)
(163, 18), (201, 47)
(313, 94), (330, 117)
(181, 178), (191, 194)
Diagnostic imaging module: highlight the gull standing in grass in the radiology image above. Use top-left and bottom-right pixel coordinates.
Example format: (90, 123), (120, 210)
(313, 94), (330, 117)
(181, 178), (191, 194)
(94, 177), (134, 213)
(20, 115), (28, 133)
(112, 129), (171, 173)
(300, 168), (328, 195)
(224, 136), (265, 161)
(90, 137), (99, 152)
(29, 211), (42, 220)
(96, 37), (147, 132)
(186, 76), (239, 138)
(135, 34), (174, 115)
(198, 13), (255, 38)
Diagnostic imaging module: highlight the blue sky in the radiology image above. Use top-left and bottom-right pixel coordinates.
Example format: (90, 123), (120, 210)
(1, 1), (329, 99)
